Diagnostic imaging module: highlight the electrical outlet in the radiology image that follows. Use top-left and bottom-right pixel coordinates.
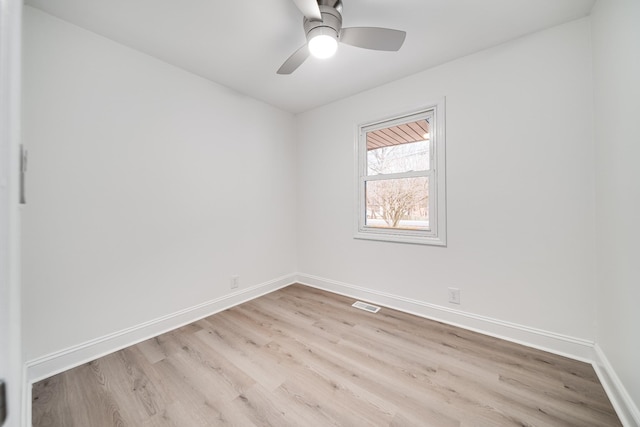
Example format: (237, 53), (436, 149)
(230, 275), (239, 289)
(448, 287), (460, 304)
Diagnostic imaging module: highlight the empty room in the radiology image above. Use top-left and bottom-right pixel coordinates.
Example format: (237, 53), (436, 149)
(0, 0), (638, 425)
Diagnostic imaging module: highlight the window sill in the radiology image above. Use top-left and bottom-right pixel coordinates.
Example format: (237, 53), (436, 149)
(354, 229), (446, 246)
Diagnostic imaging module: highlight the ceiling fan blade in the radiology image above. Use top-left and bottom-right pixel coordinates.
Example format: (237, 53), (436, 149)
(291, 0), (322, 21)
(339, 27), (406, 51)
(277, 44), (310, 75)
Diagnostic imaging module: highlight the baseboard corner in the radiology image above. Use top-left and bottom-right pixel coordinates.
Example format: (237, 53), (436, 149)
(593, 344), (640, 427)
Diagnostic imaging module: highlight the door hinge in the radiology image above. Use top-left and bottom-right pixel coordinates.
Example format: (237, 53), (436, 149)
(0, 380), (7, 425)
(19, 144), (27, 205)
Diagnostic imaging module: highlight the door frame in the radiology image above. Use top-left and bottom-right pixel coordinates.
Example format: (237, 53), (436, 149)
(0, 0), (23, 425)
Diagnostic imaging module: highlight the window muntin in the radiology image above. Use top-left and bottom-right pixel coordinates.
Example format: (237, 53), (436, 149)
(355, 102), (446, 246)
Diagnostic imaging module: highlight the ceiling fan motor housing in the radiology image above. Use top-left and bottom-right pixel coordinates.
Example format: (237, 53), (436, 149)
(304, 5), (343, 43)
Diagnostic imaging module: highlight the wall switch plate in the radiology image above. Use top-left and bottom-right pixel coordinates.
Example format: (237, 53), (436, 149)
(448, 287), (461, 304)
(230, 275), (239, 289)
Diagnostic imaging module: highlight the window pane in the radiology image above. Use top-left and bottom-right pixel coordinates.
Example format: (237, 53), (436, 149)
(366, 119), (430, 175)
(365, 177), (429, 230)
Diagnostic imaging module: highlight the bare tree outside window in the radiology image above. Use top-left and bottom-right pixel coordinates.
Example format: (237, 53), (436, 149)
(366, 176), (428, 229)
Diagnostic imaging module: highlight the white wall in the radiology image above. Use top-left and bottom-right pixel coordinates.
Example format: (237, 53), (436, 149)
(591, 0), (640, 420)
(297, 19), (596, 344)
(22, 7), (297, 361)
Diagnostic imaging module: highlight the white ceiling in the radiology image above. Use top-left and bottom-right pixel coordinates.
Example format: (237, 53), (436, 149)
(26, 0), (595, 113)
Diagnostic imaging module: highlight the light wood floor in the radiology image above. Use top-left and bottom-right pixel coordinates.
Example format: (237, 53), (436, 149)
(32, 284), (621, 426)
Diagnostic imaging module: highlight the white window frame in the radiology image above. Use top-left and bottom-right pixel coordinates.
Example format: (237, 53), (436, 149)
(354, 99), (446, 246)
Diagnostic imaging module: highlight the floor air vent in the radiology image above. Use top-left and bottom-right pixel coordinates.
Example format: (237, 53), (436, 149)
(352, 301), (381, 313)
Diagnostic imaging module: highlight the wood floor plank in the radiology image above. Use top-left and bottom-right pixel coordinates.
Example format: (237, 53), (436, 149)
(192, 326), (288, 392)
(32, 284), (621, 426)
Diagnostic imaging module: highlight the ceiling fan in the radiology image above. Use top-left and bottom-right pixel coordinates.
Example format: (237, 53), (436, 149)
(277, 0), (406, 75)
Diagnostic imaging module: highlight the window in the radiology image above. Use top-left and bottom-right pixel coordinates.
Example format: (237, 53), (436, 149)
(355, 101), (446, 245)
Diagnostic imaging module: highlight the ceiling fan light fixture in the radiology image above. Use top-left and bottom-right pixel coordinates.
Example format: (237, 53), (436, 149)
(278, 0), (405, 74)
(307, 27), (338, 59)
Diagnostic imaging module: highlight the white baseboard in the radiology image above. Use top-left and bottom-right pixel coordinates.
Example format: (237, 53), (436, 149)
(25, 273), (296, 384)
(295, 273), (596, 363)
(593, 344), (640, 427)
